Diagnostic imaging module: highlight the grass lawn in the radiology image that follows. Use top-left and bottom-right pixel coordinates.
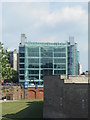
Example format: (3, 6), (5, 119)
(1, 99), (43, 120)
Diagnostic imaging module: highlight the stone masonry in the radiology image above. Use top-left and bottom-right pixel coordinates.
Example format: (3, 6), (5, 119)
(43, 75), (88, 118)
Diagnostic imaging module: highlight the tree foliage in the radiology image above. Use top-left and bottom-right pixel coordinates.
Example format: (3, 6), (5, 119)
(0, 42), (15, 82)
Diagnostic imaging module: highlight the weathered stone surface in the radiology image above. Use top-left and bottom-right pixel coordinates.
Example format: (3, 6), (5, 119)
(43, 75), (88, 118)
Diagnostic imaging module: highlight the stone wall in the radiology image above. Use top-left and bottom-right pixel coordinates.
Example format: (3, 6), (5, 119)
(5, 86), (24, 100)
(3, 86), (43, 100)
(13, 86), (24, 100)
(43, 75), (88, 118)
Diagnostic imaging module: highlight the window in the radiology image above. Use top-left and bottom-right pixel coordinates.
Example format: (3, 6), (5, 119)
(54, 47), (66, 52)
(54, 70), (66, 74)
(54, 53), (66, 57)
(20, 59), (24, 63)
(29, 76), (39, 80)
(19, 47), (25, 52)
(28, 64), (39, 68)
(20, 75), (24, 80)
(54, 59), (66, 63)
(28, 47), (39, 52)
(28, 58), (39, 63)
(28, 52), (39, 57)
(54, 64), (66, 69)
(19, 53), (25, 57)
(28, 70), (39, 74)
(20, 70), (24, 74)
(19, 64), (24, 68)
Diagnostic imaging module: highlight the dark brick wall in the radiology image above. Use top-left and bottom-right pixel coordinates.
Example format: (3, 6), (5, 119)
(43, 75), (88, 118)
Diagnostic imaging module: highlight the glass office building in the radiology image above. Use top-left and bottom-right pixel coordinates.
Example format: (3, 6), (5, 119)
(18, 34), (80, 85)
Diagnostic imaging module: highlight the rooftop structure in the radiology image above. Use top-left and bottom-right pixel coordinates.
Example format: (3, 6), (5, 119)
(61, 75), (88, 83)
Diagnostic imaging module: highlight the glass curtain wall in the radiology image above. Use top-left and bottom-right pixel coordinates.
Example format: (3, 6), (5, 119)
(18, 41), (80, 83)
(24, 43), (67, 83)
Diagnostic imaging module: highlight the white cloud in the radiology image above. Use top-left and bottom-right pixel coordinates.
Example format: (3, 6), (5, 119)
(40, 6), (88, 27)
(2, 2), (88, 71)
(4, 3), (87, 29)
(22, 5), (87, 27)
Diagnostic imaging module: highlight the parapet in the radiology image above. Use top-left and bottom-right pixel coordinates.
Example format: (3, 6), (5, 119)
(61, 75), (88, 84)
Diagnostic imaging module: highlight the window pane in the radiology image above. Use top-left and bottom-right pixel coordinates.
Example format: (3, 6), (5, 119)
(20, 59), (24, 63)
(19, 64), (24, 68)
(20, 70), (24, 74)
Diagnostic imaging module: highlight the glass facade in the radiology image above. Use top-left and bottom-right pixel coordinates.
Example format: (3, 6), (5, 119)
(19, 45), (25, 83)
(18, 41), (80, 84)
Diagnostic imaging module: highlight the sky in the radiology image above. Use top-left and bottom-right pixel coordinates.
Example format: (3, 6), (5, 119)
(0, 0), (89, 72)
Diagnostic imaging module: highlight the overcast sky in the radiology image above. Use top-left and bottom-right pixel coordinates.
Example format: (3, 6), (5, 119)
(0, 0), (89, 72)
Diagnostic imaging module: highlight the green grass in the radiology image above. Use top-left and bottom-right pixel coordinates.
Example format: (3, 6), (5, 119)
(1, 100), (43, 120)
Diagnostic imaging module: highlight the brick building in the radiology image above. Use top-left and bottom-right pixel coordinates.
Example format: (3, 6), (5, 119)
(25, 87), (43, 100)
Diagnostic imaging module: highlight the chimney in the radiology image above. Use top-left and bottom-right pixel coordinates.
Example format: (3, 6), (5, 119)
(69, 36), (74, 45)
(21, 34), (26, 45)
